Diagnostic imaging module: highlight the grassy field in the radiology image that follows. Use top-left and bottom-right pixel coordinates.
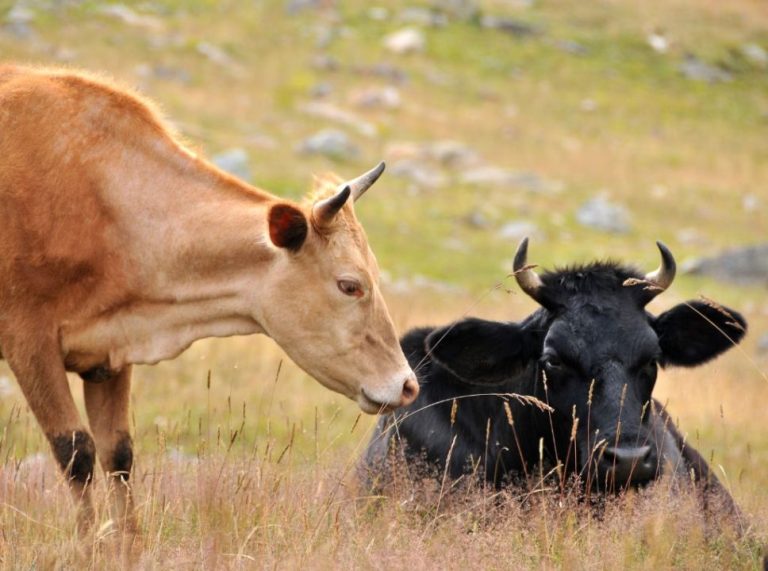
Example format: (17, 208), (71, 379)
(1, 0), (767, 568)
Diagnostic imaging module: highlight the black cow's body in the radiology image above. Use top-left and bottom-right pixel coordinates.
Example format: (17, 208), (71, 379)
(363, 240), (746, 514)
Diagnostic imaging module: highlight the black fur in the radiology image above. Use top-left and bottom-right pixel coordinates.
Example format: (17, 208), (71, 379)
(50, 430), (96, 486)
(364, 262), (747, 495)
(110, 431), (133, 479)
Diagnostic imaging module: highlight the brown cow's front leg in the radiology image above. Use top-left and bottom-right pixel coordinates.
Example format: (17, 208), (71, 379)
(0, 325), (96, 530)
(82, 366), (136, 532)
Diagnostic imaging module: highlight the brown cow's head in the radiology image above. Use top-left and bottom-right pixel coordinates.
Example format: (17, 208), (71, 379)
(258, 163), (418, 413)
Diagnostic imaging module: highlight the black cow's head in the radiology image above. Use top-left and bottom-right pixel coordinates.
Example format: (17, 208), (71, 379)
(425, 238), (747, 490)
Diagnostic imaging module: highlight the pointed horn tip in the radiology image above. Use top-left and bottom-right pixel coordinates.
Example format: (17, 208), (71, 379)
(513, 236), (530, 271)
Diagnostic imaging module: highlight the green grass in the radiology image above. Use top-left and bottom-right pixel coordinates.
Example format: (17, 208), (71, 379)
(1, 0), (767, 567)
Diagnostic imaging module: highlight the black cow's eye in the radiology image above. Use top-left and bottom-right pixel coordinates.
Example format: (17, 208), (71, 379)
(544, 356), (563, 370)
(337, 279), (364, 298)
(640, 359), (658, 377)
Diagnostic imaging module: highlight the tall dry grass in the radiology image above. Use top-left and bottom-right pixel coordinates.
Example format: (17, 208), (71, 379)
(0, 292), (766, 569)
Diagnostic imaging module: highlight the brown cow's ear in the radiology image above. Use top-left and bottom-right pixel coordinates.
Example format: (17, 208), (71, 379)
(268, 204), (308, 252)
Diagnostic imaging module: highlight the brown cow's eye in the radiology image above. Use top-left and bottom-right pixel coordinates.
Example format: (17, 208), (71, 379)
(337, 279), (363, 298)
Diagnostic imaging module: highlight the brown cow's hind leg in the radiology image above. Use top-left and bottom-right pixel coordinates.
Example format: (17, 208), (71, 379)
(0, 322), (96, 530)
(83, 366), (136, 531)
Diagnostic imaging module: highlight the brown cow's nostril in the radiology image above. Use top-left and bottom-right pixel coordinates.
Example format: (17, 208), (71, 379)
(400, 375), (419, 406)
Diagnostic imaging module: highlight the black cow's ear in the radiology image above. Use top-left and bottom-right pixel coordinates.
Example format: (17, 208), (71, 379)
(654, 301), (747, 367)
(425, 318), (532, 385)
(268, 203), (308, 252)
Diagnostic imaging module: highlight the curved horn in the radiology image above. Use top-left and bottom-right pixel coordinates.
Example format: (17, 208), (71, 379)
(643, 241), (676, 300)
(312, 185), (351, 226)
(513, 237), (544, 301)
(341, 161), (386, 202)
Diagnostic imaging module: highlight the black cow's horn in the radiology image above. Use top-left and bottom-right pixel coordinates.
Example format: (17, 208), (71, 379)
(513, 237), (544, 301)
(341, 161), (386, 202)
(312, 185), (351, 225)
(642, 241), (676, 301)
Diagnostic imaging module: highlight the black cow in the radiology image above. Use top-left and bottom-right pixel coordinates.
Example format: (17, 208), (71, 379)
(364, 239), (747, 508)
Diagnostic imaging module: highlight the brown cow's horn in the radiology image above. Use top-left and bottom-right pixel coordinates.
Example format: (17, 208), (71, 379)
(643, 241), (676, 300)
(341, 161), (386, 202)
(312, 185), (351, 225)
(513, 237), (544, 301)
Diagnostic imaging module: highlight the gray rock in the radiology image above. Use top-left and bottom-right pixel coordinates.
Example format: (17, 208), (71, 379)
(98, 4), (164, 30)
(480, 15), (539, 37)
(679, 55), (732, 83)
(460, 167), (559, 192)
(348, 86), (401, 109)
(647, 31), (669, 54)
(682, 244), (768, 286)
(285, 0), (322, 14)
(296, 129), (359, 160)
(427, 140), (479, 167)
(462, 210), (490, 229)
(351, 62), (409, 83)
(434, 0), (479, 20)
(311, 54), (340, 71)
(399, 7), (447, 27)
(197, 41), (236, 67)
(742, 43), (768, 66)
(390, 159), (447, 189)
(134, 63), (191, 84)
(576, 196), (632, 234)
(498, 220), (539, 240)
(212, 148), (252, 182)
(757, 333), (768, 355)
(309, 81), (333, 99)
(297, 101), (377, 137)
(367, 7), (389, 21)
(553, 39), (588, 56)
(383, 28), (426, 55)
(3, 3), (35, 38)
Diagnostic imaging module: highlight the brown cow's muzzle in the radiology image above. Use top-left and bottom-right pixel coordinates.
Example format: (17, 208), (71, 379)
(358, 372), (419, 414)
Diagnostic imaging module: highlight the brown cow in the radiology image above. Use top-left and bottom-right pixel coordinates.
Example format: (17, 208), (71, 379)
(0, 65), (418, 530)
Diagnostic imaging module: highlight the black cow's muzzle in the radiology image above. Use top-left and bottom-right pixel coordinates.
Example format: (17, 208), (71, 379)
(597, 444), (658, 488)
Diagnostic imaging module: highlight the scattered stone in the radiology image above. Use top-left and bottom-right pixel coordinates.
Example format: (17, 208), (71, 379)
(576, 196), (632, 234)
(297, 101), (377, 137)
(389, 159), (447, 189)
(427, 140), (479, 167)
(399, 7), (447, 27)
(367, 7), (389, 21)
(311, 54), (340, 71)
(0, 375), (15, 397)
(553, 39), (588, 56)
(383, 27), (426, 55)
(480, 15), (539, 37)
(296, 129), (359, 160)
(681, 244), (768, 286)
(98, 4), (164, 31)
(309, 81), (333, 99)
(676, 228), (709, 247)
(744, 193), (760, 213)
(647, 30), (669, 54)
(285, 0), (323, 14)
(757, 333), (768, 355)
(580, 98), (598, 112)
(351, 62), (409, 83)
(435, 0), (480, 20)
(3, 3), (35, 38)
(498, 220), (539, 241)
(679, 54), (732, 83)
(462, 209), (490, 229)
(197, 41), (236, 67)
(460, 167), (559, 192)
(134, 63), (191, 84)
(348, 86), (401, 109)
(212, 148), (252, 182)
(742, 43), (768, 67)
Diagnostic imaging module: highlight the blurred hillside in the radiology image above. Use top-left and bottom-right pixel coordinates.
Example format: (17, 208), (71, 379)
(2, 2), (768, 566)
